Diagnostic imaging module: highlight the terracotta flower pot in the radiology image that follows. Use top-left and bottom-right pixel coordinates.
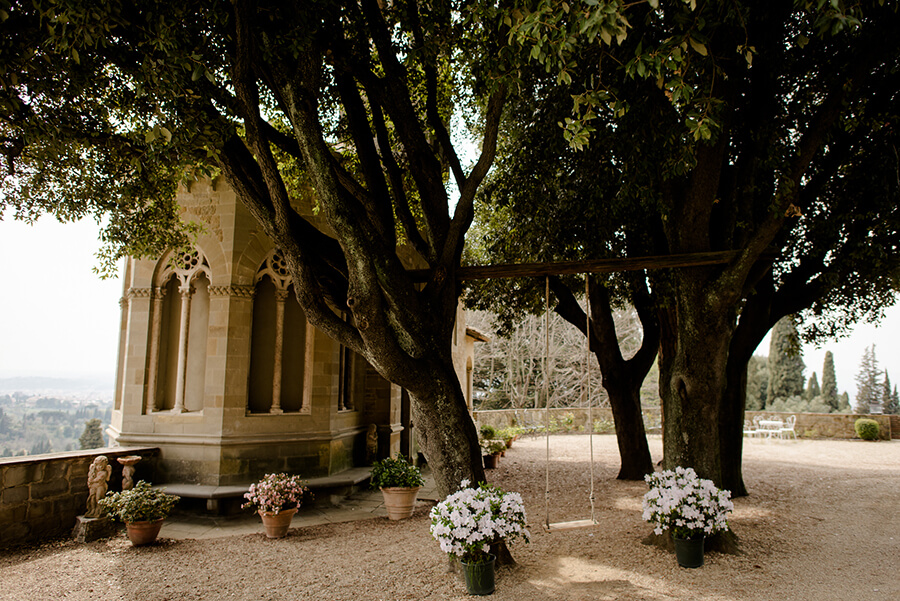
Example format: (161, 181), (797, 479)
(259, 508), (298, 538)
(483, 453), (500, 469)
(380, 486), (420, 520)
(125, 518), (165, 546)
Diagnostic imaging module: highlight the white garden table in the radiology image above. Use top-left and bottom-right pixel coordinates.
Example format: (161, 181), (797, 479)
(758, 419), (784, 439)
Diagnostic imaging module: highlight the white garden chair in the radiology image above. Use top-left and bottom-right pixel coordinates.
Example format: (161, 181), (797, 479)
(779, 415), (798, 440)
(743, 419), (759, 438)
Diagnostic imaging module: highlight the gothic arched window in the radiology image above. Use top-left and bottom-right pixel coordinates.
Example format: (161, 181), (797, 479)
(247, 250), (312, 414)
(151, 248), (211, 413)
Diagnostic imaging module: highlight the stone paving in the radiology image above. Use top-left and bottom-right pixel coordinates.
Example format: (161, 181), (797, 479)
(159, 470), (439, 540)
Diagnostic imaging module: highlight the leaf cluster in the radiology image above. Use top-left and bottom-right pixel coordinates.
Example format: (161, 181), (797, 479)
(369, 454), (425, 489)
(99, 480), (180, 522)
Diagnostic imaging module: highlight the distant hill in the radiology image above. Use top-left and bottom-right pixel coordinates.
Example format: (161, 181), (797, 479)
(0, 375), (114, 397)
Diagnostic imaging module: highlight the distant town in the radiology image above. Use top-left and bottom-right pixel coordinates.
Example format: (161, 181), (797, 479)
(0, 376), (114, 458)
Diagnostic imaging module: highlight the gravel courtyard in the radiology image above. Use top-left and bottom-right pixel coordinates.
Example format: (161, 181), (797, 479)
(2, 435), (898, 600)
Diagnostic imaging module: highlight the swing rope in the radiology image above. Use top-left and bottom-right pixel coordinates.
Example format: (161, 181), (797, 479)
(543, 274), (598, 531)
(543, 276), (551, 530)
(586, 275), (596, 524)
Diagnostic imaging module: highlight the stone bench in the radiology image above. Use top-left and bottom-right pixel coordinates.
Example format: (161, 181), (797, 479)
(156, 467), (373, 513)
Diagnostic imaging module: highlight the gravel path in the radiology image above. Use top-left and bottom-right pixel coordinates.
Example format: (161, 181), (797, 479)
(3, 435), (898, 600)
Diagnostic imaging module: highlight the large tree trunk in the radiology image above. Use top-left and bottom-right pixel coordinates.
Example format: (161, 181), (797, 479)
(657, 289), (734, 485)
(718, 295), (772, 497)
(409, 358), (486, 499)
(719, 355), (749, 497)
(603, 374), (654, 480)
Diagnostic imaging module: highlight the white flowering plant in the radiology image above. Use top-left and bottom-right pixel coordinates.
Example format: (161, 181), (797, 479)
(642, 466), (733, 540)
(480, 439), (506, 455)
(242, 473), (311, 514)
(429, 480), (530, 564)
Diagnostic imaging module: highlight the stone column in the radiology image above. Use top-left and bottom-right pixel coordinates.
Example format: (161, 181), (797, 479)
(145, 286), (166, 412)
(172, 283), (192, 413)
(270, 288), (289, 414)
(115, 295), (129, 412)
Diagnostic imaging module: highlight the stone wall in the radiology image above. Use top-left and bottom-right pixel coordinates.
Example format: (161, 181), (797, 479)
(473, 407), (662, 433)
(0, 447), (158, 548)
(746, 411), (893, 440)
(474, 408), (892, 440)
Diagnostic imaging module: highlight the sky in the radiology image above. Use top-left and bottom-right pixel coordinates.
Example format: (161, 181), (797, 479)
(0, 216), (123, 382)
(1, 215), (898, 403)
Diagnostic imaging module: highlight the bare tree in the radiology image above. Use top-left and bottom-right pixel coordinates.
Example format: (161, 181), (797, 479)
(470, 307), (645, 411)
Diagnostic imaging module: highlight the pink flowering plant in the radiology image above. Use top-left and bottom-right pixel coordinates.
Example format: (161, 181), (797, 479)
(242, 473), (310, 514)
(429, 480), (529, 564)
(642, 466), (733, 540)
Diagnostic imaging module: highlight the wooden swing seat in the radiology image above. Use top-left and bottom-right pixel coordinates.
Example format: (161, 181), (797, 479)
(546, 519), (596, 531)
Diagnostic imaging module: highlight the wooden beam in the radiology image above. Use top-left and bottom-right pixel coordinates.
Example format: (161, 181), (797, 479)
(408, 251), (743, 282)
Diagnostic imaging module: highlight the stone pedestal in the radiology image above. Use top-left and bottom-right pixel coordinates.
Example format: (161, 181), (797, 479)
(72, 515), (118, 543)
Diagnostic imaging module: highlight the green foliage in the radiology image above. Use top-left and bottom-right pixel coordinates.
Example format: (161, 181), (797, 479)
(766, 395), (832, 415)
(886, 385), (900, 416)
(369, 455), (425, 489)
(496, 427), (518, 442)
(745, 356), (769, 411)
(821, 351), (839, 411)
(592, 417), (616, 434)
(805, 372), (821, 401)
(485, 1), (900, 489)
(29, 437), (51, 455)
(479, 424), (498, 440)
(479, 439), (507, 455)
(100, 481), (180, 522)
(78, 418), (105, 450)
(0, 394), (111, 456)
(767, 317), (806, 405)
(881, 372), (899, 415)
(548, 412), (576, 433)
(853, 418), (880, 441)
(838, 392), (852, 413)
(854, 345), (882, 414)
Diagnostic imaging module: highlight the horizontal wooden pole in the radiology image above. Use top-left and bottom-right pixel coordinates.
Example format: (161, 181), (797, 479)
(408, 250), (743, 282)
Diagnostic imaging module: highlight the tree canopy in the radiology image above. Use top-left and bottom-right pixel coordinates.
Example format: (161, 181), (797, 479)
(0, 0), (513, 498)
(478, 0), (900, 490)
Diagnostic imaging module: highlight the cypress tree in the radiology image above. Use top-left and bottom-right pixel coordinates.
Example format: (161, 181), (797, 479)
(839, 392), (851, 412)
(805, 372), (821, 401)
(766, 316), (806, 406)
(821, 351), (839, 411)
(854, 345), (881, 414)
(883, 373), (899, 415)
(745, 356), (768, 411)
(79, 418), (105, 450)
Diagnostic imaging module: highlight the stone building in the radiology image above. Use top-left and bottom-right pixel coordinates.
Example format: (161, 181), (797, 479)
(107, 178), (481, 490)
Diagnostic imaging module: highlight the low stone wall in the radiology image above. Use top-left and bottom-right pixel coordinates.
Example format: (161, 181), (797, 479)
(473, 408), (892, 440)
(473, 407), (662, 433)
(747, 411), (893, 440)
(0, 446), (159, 548)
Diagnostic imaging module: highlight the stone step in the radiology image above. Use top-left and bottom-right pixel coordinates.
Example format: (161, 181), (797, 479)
(155, 467), (373, 511)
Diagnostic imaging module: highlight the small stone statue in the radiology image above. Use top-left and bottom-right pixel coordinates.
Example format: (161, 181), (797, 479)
(85, 455), (112, 518)
(366, 424), (378, 464)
